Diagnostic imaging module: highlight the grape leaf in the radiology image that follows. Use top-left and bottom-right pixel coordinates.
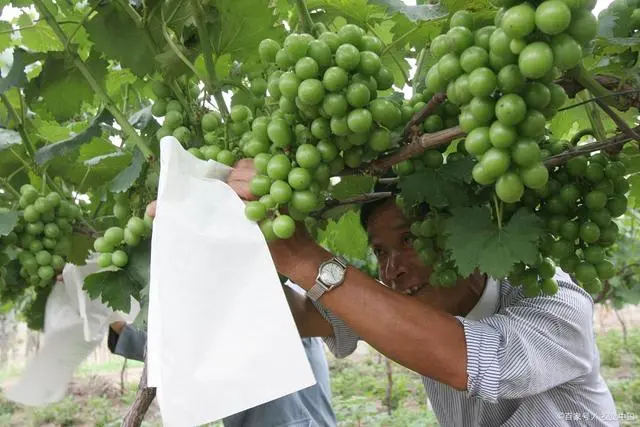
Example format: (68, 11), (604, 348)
(595, 37), (640, 54)
(0, 210), (19, 236)
(550, 103), (591, 140)
(67, 232), (93, 265)
(34, 109), (112, 165)
(17, 14), (64, 53)
(126, 238), (151, 287)
(317, 210), (369, 261)
(0, 21), (13, 51)
(443, 206), (543, 278)
(0, 49), (28, 94)
(85, 3), (156, 77)
(84, 270), (141, 312)
(306, 0), (386, 25)
(109, 148), (145, 193)
(398, 157), (474, 208)
(46, 138), (132, 192)
(330, 176), (375, 200)
(0, 129), (24, 177)
(208, 0), (286, 63)
(370, 0), (448, 22)
(597, 4), (633, 39)
(628, 173), (640, 208)
(25, 52), (107, 122)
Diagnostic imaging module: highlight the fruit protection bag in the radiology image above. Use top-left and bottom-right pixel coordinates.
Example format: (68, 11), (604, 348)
(3, 258), (140, 406)
(146, 136), (315, 427)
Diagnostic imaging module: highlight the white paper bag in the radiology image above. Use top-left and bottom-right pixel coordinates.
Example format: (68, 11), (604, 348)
(147, 137), (315, 427)
(3, 259), (140, 406)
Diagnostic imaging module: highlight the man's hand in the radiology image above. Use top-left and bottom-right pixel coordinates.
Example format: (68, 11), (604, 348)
(110, 321), (126, 335)
(227, 159), (329, 283)
(146, 200), (157, 218)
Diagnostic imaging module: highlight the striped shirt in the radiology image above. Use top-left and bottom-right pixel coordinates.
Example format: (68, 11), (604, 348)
(312, 269), (619, 426)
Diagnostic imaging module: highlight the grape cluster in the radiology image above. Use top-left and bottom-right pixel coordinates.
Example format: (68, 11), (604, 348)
(93, 214), (152, 269)
(11, 185), (80, 288)
(149, 80), (240, 166)
(512, 150), (629, 295)
(408, 211), (461, 287)
(239, 23), (405, 239)
(152, 81), (196, 144)
(425, 5), (596, 204)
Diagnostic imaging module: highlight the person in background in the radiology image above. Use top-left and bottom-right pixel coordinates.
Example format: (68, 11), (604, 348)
(108, 281), (337, 427)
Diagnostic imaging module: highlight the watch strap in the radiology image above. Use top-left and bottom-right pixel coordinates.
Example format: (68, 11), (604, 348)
(307, 256), (348, 301)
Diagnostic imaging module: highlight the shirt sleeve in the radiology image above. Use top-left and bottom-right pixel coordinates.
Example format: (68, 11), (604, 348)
(456, 270), (595, 403)
(310, 299), (360, 358)
(107, 325), (148, 362)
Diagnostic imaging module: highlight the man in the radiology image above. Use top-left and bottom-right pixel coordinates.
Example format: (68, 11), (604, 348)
(225, 159), (619, 426)
(108, 283), (337, 427)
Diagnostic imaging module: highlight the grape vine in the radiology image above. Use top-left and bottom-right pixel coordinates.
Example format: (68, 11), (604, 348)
(0, 0), (637, 332)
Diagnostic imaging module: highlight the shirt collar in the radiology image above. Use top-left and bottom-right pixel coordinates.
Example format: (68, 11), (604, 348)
(465, 276), (500, 320)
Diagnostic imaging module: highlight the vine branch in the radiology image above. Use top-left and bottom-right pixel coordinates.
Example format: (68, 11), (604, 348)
(33, 0), (154, 160)
(544, 125), (640, 167)
(402, 92), (446, 138)
(595, 98), (640, 143)
(312, 191), (394, 217)
(121, 357), (156, 427)
(367, 126), (466, 175)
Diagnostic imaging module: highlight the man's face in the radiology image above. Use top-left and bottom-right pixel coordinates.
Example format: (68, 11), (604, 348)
(366, 200), (433, 297)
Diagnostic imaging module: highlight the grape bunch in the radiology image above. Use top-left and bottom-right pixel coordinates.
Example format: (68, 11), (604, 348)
(9, 185), (80, 288)
(516, 151), (629, 295)
(238, 24), (413, 239)
(149, 79), (240, 166)
(425, 4), (596, 204)
(93, 214), (153, 269)
(152, 81), (197, 144)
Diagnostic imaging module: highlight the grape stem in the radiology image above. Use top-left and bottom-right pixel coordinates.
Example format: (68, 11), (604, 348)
(493, 195), (503, 231)
(558, 88), (640, 112)
(569, 129), (596, 145)
(557, 74), (640, 110)
(595, 98), (640, 144)
(0, 178), (21, 198)
(312, 191), (394, 217)
(188, 0), (230, 118)
(295, 0), (314, 33)
(544, 125), (640, 167)
(367, 126), (465, 175)
(402, 92), (447, 139)
(564, 65), (640, 111)
(0, 93), (36, 161)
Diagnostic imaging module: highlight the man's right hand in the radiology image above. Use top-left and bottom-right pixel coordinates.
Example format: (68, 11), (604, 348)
(110, 321), (126, 335)
(146, 200), (157, 218)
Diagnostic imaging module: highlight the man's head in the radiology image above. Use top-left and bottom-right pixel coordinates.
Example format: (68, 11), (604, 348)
(360, 181), (433, 297)
(363, 197), (433, 297)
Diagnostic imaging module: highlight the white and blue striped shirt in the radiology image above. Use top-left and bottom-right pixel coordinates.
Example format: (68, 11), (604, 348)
(313, 269), (619, 426)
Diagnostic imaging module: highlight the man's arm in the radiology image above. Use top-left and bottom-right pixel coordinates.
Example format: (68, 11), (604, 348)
(458, 271), (596, 402)
(229, 159), (468, 390)
(283, 286), (333, 338)
(108, 322), (147, 362)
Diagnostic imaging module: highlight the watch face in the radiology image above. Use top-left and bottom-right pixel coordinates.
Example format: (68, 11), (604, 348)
(321, 262), (345, 286)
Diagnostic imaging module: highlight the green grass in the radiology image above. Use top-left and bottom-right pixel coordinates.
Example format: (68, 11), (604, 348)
(1, 328), (639, 426)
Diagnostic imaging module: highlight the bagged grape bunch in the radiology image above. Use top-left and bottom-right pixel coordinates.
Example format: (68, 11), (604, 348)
(425, 4), (596, 204)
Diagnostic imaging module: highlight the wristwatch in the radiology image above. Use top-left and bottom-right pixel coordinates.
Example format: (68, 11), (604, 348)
(306, 256), (349, 301)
